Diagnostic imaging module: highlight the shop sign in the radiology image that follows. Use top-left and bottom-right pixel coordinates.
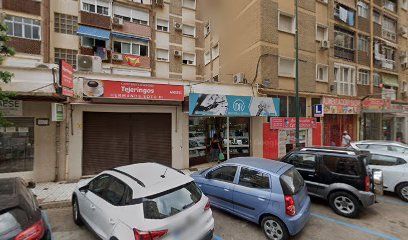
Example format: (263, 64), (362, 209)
(83, 79), (184, 101)
(362, 98), (391, 111)
(189, 93), (280, 117)
(314, 104), (324, 117)
(0, 100), (23, 117)
(59, 60), (74, 97)
(270, 117), (317, 130)
(51, 103), (64, 122)
(322, 97), (361, 114)
(391, 104), (408, 113)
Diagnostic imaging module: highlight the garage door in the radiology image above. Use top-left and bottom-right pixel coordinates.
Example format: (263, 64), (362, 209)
(82, 112), (172, 176)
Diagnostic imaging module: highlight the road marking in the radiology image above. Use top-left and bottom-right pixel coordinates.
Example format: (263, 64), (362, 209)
(311, 213), (400, 240)
(213, 236), (223, 240)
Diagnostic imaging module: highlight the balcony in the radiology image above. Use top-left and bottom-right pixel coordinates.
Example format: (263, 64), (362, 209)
(112, 19), (152, 39)
(80, 47), (112, 63)
(382, 59), (395, 70)
(1, 0), (40, 16)
(111, 53), (151, 69)
(80, 11), (111, 30)
(334, 46), (355, 61)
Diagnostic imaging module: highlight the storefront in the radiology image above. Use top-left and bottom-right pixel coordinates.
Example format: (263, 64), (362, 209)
(263, 117), (322, 159)
(322, 97), (361, 146)
(66, 79), (186, 178)
(188, 93), (279, 166)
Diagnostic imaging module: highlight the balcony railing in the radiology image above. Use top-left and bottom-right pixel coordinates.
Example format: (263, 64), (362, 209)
(382, 59), (395, 70)
(334, 46), (355, 61)
(382, 29), (397, 42)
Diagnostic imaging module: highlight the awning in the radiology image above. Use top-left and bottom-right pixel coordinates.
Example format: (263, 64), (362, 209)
(382, 74), (399, 88)
(111, 32), (149, 43)
(77, 25), (110, 40)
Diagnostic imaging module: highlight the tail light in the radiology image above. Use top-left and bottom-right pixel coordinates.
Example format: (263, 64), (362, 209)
(284, 195), (296, 216)
(134, 228), (168, 240)
(15, 219), (45, 240)
(365, 175), (371, 192)
(204, 199), (211, 211)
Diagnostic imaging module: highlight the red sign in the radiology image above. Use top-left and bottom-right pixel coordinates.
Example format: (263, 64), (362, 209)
(83, 79), (184, 101)
(270, 118), (317, 130)
(59, 60), (74, 97)
(362, 98), (391, 111)
(322, 97), (361, 114)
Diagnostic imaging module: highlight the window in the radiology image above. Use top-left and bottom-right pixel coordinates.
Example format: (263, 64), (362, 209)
(367, 144), (389, 151)
(204, 51), (211, 65)
(358, 35), (369, 52)
(183, 24), (195, 37)
(356, 144), (369, 149)
(278, 57), (295, 78)
(0, 117), (34, 174)
(89, 175), (112, 196)
(316, 24), (328, 41)
(316, 64), (328, 82)
(288, 96), (307, 117)
(55, 48), (78, 68)
(182, 53), (195, 65)
(113, 5), (149, 25)
(383, 0), (397, 12)
(82, 0), (110, 16)
(238, 168), (270, 189)
(4, 16), (41, 40)
(102, 179), (127, 205)
(382, 16), (397, 41)
(403, 0), (408, 10)
(156, 49), (169, 61)
(54, 13), (78, 35)
(373, 73), (381, 86)
(334, 29), (354, 50)
(334, 4), (355, 26)
(183, 0), (196, 9)
(287, 154), (316, 170)
(205, 21), (211, 36)
(143, 182), (202, 219)
(156, 19), (169, 32)
(113, 40), (149, 56)
(211, 43), (219, 60)
(323, 156), (361, 176)
(370, 154), (405, 166)
(334, 64), (356, 96)
(389, 146), (407, 153)
(278, 12), (295, 33)
(280, 168), (304, 195)
(207, 166), (237, 183)
(373, 11), (381, 24)
(357, 1), (369, 18)
(358, 69), (370, 85)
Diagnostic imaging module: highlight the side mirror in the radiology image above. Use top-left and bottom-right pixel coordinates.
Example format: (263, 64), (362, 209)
(79, 185), (89, 193)
(27, 181), (36, 189)
(372, 169), (383, 196)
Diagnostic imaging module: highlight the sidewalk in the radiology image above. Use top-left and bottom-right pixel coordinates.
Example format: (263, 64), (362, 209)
(34, 163), (216, 208)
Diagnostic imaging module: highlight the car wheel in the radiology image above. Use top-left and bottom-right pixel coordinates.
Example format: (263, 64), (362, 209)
(329, 191), (360, 218)
(72, 196), (83, 226)
(261, 216), (289, 240)
(396, 183), (408, 202)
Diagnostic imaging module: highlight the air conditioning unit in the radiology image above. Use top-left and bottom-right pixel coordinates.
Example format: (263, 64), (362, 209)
(320, 40), (330, 49)
(77, 55), (102, 72)
(174, 22), (182, 31)
(154, 0), (164, 7)
(233, 73), (245, 84)
(113, 17), (124, 26)
(174, 50), (182, 57)
(112, 53), (123, 61)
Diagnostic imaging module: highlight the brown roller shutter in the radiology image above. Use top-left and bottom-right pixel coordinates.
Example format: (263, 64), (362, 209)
(131, 113), (172, 166)
(82, 112), (172, 176)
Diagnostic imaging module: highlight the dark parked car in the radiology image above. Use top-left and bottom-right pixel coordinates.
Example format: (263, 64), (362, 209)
(0, 178), (52, 240)
(281, 147), (377, 218)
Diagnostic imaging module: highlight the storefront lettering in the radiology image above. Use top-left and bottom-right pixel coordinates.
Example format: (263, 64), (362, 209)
(0, 100), (23, 117)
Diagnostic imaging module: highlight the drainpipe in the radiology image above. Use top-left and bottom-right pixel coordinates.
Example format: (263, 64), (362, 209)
(55, 122), (61, 182)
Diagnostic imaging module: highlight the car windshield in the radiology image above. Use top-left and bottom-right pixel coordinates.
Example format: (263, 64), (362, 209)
(280, 167), (304, 195)
(143, 182), (202, 219)
(0, 208), (28, 240)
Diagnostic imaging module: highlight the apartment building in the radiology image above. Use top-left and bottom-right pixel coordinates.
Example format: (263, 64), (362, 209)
(203, 0), (408, 158)
(0, 0), (207, 181)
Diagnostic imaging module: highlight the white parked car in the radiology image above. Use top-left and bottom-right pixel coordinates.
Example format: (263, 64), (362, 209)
(365, 150), (408, 202)
(351, 140), (408, 154)
(72, 163), (215, 240)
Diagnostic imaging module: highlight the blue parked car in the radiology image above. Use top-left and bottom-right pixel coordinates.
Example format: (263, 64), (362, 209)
(191, 157), (311, 240)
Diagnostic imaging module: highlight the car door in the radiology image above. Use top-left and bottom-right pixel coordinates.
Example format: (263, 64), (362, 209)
(369, 154), (407, 191)
(232, 167), (271, 221)
(201, 165), (238, 212)
(81, 174), (112, 233)
(92, 177), (130, 240)
(285, 153), (319, 195)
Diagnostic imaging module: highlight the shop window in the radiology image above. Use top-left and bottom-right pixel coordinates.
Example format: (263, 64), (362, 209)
(54, 13), (78, 35)
(0, 118), (34, 174)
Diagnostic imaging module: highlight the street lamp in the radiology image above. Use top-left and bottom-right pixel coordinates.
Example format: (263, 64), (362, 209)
(295, 0), (300, 148)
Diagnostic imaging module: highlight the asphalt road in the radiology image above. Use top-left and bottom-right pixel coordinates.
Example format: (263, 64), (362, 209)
(47, 193), (408, 240)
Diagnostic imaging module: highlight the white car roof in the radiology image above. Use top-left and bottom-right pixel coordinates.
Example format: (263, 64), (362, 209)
(365, 149), (408, 160)
(102, 163), (193, 199)
(353, 140), (408, 147)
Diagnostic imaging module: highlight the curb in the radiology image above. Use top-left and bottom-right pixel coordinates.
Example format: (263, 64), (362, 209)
(40, 200), (71, 209)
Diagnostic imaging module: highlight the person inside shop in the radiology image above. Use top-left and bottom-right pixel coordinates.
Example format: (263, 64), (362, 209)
(209, 134), (223, 163)
(341, 131), (352, 147)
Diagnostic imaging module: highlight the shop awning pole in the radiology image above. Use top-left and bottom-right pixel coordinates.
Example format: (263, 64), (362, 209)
(227, 117), (230, 160)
